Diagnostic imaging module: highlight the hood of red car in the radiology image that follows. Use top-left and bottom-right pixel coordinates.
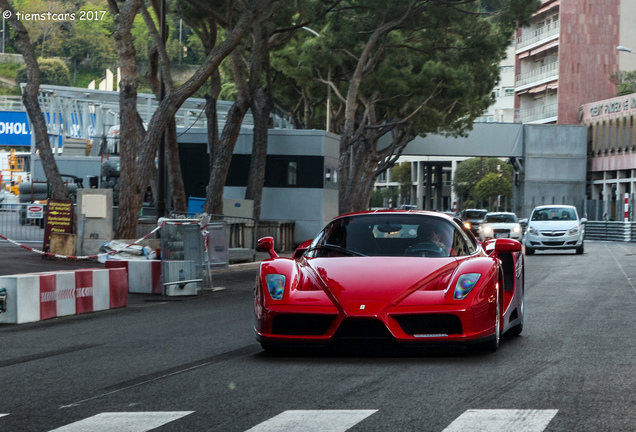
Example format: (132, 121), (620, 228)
(306, 257), (457, 315)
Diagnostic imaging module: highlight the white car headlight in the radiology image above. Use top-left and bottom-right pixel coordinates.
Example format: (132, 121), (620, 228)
(568, 225), (580, 235)
(527, 226), (539, 235)
(513, 225), (521, 233)
(483, 225), (493, 235)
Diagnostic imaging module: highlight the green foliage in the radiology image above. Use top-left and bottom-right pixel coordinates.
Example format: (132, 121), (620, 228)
(391, 162), (412, 203)
(0, 62), (20, 80)
(610, 70), (636, 96)
(16, 58), (70, 86)
(474, 172), (512, 202)
(452, 157), (513, 200)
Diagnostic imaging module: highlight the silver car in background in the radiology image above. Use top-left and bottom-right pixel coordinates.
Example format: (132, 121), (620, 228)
(523, 205), (586, 255)
(479, 212), (522, 241)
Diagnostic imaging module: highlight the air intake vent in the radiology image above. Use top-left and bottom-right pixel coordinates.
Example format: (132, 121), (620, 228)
(395, 314), (462, 335)
(272, 314), (336, 336)
(335, 319), (393, 339)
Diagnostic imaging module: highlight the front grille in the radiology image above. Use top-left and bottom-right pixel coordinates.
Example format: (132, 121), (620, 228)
(543, 241), (565, 246)
(541, 231), (566, 237)
(272, 314), (336, 336)
(394, 314), (462, 335)
(335, 319), (393, 339)
(494, 229), (510, 235)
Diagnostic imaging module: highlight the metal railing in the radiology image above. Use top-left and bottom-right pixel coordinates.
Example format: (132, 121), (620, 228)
(0, 203), (48, 243)
(516, 21), (560, 50)
(516, 62), (559, 88)
(517, 103), (558, 123)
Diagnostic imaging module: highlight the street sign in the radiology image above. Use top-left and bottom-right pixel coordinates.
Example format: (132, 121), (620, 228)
(27, 204), (43, 219)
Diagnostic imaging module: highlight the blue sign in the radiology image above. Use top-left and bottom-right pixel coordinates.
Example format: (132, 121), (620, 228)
(0, 110), (97, 147)
(0, 111), (31, 146)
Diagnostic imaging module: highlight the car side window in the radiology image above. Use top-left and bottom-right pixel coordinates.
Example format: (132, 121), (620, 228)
(451, 225), (476, 256)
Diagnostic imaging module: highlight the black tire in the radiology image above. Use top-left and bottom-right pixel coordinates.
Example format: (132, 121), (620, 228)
(525, 247), (535, 255)
(575, 242), (584, 254)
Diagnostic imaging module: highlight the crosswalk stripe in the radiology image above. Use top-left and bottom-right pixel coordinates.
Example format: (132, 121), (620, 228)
(245, 410), (378, 432)
(47, 411), (194, 432)
(442, 409), (558, 432)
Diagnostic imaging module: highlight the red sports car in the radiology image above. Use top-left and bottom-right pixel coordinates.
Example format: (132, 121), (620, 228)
(254, 210), (524, 353)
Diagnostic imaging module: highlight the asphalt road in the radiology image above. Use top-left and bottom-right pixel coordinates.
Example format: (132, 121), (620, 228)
(2, 241), (636, 431)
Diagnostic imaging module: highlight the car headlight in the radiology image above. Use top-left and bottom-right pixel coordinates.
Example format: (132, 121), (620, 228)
(464, 222), (471, 230)
(453, 273), (481, 300)
(513, 225), (521, 233)
(482, 226), (493, 235)
(265, 274), (286, 300)
(568, 225), (580, 235)
(527, 226), (538, 235)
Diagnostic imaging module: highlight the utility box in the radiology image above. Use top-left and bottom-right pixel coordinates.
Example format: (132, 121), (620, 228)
(76, 189), (113, 256)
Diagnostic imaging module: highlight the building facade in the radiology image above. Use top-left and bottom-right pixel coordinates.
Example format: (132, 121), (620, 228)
(514, 0), (636, 125)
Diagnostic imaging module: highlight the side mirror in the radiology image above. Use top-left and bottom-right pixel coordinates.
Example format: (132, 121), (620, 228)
(493, 238), (522, 253)
(580, 218), (588, 224)
(257, 237), (279, 259)
(519, 218), (528, 224)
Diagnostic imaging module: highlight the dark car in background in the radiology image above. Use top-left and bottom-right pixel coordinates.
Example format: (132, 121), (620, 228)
(460, 209), (488, 237)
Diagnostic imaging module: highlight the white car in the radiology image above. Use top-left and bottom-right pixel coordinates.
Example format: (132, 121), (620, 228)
(523, 205), (586, 255)
(479, 212), (522, 241)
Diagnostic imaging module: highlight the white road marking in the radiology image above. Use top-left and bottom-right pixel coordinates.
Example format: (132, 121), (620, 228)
(0, 414), (8, 418)
(48, 411), (194, 432)
(442, 409), (558, 432)
(605, 244), (636, 293)
(245, 410), (378, 432)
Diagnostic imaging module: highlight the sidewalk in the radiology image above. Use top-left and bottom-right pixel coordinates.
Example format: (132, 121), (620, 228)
(0, 242), (293, 276)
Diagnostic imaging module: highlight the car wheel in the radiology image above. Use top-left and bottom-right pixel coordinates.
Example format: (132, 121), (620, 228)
(575, 242), (584, 255)
(525, 247), (535, 255)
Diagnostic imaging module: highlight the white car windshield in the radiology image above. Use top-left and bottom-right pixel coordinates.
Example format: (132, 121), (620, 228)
(531, 207), (576, 221)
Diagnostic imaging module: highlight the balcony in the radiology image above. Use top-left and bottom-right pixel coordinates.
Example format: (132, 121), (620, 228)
(516, 21), (560, 51)
(515, 61), (559, 89)
(516, 103), (558, 124)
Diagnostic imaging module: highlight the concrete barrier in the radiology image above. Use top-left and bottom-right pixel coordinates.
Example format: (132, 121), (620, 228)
(105, 260), (162, 294)
(0, 267), (128, 325)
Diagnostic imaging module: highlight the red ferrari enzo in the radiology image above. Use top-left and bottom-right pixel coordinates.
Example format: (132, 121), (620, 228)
(254, 210), (524, 353)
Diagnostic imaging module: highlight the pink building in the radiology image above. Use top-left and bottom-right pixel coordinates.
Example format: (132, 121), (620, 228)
(514, 0), (636, 125)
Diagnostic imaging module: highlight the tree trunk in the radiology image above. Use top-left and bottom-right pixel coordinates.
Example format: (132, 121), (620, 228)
(203, 95), (250, 215)
(0, 0), (68, 200)
(165, 118), (187, 212)
(244, 87), (272, 221)
(108, 0), (142, 239)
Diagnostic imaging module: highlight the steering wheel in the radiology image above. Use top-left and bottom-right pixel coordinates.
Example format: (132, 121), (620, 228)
(404, 242), (446, 257)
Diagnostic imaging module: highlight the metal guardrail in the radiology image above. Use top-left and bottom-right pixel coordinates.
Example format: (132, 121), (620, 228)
(584, 221), (632, 242)
(0, 203), (49, 243)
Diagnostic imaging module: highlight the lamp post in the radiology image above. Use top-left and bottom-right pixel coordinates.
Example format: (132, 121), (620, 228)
(301, 26), (331, 132)
(617, 46), (635, 54)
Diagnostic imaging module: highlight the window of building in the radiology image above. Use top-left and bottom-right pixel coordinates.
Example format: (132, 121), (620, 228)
(504, 88), (514, 97)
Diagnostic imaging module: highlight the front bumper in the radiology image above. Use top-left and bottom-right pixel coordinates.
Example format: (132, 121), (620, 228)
(524, 233), (583, 249)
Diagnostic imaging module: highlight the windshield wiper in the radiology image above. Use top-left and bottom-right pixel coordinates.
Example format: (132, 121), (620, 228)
(308, 244), (367, 257)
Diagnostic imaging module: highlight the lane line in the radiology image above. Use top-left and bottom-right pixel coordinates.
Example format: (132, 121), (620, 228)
(442, 409), (558, 432)
(48, 411), (194, 432)
(605, 244), (636, 294)
(0, 414), (8, 418)
(245, 410), (378, 432)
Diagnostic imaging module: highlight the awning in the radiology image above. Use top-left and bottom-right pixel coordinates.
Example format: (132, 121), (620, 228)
(535, 0), (559, 16)
(547, 82), (559, 90)
(529, 85), (548, 94)
(530, 39), (560, 56)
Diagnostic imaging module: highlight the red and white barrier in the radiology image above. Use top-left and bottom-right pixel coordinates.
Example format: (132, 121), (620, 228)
(0, 267), (128, 324)
(105, 260), (162, 294)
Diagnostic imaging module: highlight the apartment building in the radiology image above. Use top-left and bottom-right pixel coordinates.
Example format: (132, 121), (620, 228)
(515, 0), (636, 125)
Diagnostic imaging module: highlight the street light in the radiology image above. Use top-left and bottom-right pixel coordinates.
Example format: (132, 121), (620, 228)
(617, 46), (635, 54)
(300, 26), (331, 132)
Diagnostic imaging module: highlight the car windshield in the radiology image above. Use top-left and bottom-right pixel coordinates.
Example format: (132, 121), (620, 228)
(485, 213), (518, 223)
(307, 214), (476, 258)
(531, 207), (576, 221)
(463, 210), (487, 219)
